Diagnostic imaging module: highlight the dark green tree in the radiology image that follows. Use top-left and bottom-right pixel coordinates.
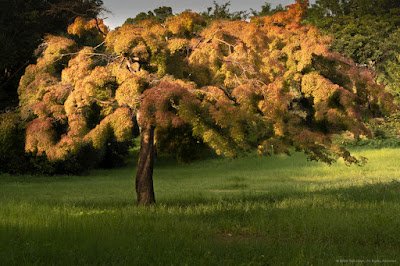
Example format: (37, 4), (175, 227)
(201, 1), (249, 21)
(123, 6), (173, 25)
(250, 2), (284, 17)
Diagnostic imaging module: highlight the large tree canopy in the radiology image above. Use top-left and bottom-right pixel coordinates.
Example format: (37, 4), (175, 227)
(14, 0), (394, 204)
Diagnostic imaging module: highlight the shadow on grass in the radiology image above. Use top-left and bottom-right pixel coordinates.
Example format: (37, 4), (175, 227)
(318, 179), (400, 203)
(153, 151), (326, 172)
(157, 179), (400, 208)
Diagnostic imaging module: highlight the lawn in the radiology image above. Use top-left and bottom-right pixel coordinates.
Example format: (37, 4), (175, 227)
(0, 148), (400, 265)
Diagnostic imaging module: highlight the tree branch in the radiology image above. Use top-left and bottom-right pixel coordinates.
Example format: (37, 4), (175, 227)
(91, 98), (116, 105)
(222, 59), (257, 77)
(93, 40), (106, 50)
(94, 18), (107, 36)
(214, 38), (234, 54)
(54, 51), (113, 63)
(192, 29), (221, 50)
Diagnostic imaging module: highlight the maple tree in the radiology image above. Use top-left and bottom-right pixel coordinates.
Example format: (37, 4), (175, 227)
(14, 1), (395, 205)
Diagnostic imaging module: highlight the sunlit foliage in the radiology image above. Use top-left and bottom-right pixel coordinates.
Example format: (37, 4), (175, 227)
(17, 1), (395, 167)
(68, 16), (108, 46)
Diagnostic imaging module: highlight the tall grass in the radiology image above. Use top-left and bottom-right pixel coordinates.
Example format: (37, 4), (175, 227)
(1, 148), (400, 265)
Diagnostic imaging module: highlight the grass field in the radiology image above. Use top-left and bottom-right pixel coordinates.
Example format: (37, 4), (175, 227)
(1, 148), (400, 265)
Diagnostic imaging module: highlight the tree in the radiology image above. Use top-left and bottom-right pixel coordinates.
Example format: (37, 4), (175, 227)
(16, 1), (394, 205)
(123, 6), (173, 26)
(201, 1), (249, 21)
(250, 2), (285, 17)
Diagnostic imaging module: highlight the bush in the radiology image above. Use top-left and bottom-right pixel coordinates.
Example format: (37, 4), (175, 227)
(0, 113), (31, 174)
(336, 113), (400, 149)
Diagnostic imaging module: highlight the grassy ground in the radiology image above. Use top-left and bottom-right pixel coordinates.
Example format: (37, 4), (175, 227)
(1, 148), (400, 265)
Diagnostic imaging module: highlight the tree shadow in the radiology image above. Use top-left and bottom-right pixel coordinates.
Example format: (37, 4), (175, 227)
(157, 179), (400, 209)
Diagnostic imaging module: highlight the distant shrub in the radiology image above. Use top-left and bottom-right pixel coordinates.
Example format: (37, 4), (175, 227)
(0, 113), (30, 174)
(336, 112), (400, 149)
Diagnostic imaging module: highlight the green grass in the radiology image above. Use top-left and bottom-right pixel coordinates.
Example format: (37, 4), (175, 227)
(1, 148), (400, 265)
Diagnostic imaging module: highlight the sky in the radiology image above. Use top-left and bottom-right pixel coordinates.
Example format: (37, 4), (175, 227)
(102, 0), (316, 30)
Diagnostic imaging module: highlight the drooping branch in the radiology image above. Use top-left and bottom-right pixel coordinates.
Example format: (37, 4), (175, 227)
(0, 105), (20, 114)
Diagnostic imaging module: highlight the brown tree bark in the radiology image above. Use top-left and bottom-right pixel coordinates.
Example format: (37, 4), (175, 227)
(135, 124), (156, 205)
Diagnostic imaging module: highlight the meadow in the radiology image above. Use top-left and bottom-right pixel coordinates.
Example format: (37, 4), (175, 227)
(1, 147), (400, 265)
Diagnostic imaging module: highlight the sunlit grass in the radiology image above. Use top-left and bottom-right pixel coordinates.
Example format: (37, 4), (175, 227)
(1, 148), (400, 265)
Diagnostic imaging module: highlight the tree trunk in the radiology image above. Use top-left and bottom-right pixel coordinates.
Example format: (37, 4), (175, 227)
(135, 124), (156, 205)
